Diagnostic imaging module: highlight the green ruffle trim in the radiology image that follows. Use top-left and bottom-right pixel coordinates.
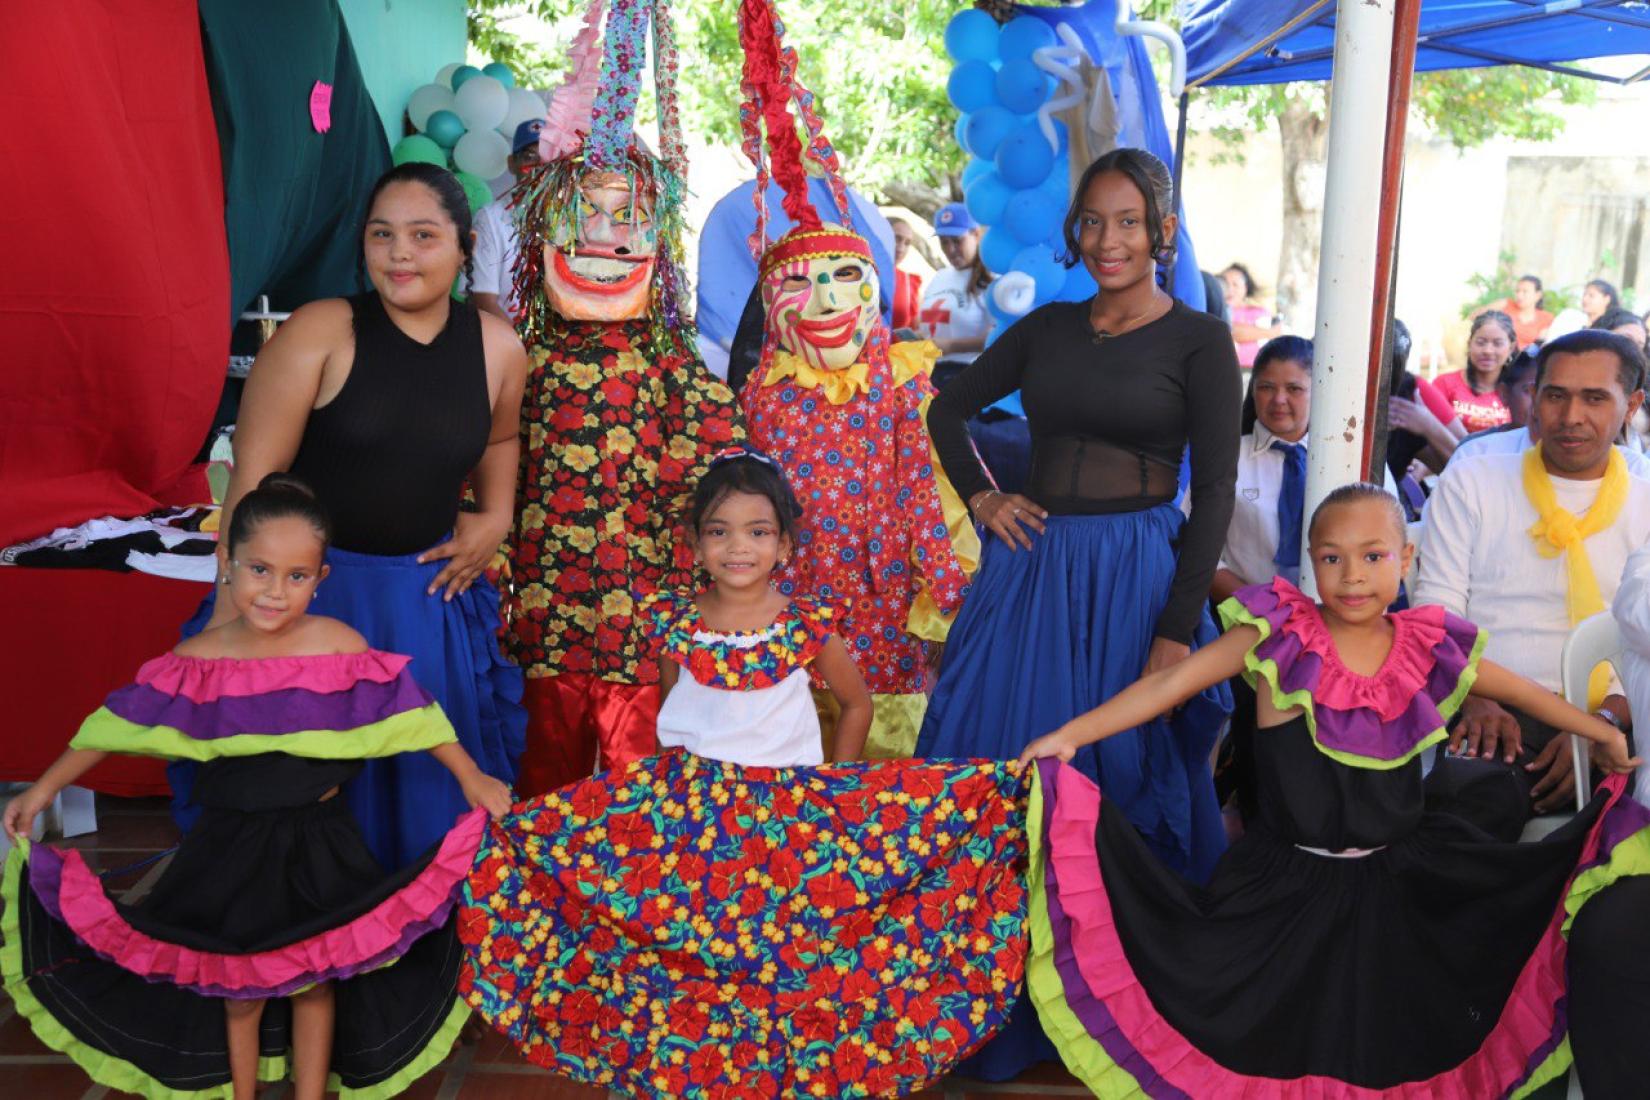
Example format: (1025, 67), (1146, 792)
(1562, 809), (1650, 936)
(3, 841), (467, 1098)
(1215, 595), (1486, 771)
(337, 996), (469, 1100)
(1510, 1036), (1572, 1099)
(68, 703), (457, 761)
(2, 840), (284, 1098)
(1022, 770), (1150, 1098)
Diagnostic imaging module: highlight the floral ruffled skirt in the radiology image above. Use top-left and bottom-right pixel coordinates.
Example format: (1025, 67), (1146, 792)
(458, 750), (1029, 1098)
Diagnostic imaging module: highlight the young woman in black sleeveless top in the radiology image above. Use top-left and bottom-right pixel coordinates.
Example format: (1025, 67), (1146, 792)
(174, 164), (529, 868)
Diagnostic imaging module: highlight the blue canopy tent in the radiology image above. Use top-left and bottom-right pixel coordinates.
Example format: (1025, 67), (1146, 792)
(1175, 0), (1650, 514)
(1182, 0), (1650, 87)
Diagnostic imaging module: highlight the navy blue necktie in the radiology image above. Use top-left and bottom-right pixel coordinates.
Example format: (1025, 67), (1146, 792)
(1271, 440), (1307, 575)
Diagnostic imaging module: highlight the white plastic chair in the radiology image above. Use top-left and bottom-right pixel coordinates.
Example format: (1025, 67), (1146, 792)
(1559, 611), (1625, 814)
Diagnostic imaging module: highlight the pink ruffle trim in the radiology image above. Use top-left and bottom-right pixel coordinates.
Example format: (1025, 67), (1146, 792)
(1046, 763), (1600, 1098)
(133, 649), (413, 703)
(1258, 578), (1449, 721)
(52, 808), (485, 994)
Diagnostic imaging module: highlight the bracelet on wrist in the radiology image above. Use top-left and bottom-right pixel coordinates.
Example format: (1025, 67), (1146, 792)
(1595, 708), (1627, 733)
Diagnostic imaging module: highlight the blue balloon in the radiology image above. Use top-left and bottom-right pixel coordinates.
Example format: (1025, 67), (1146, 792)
(1057, 263), (1100, 302)
(481, 62), (515, 87)
(947, 60), (998, 114)
(998, 16), (1057, 62)
(1012, 244), (1067, 305)
(1003, 189), (1064, 245)
(961, 157), (994, 189)
(953, 114), (971, 152)
(944, 9), (1001, 63)
(1040, 154), (1072, 203)
(964, 170), (1013, 227)
(995, 124), (1056, 190)
(449, 64), (482, 90)
(994, 59), (1051, 116)
(979, 226), (1020, 275)
(425, 109), (466, 149)
(964, 106), (1017, 162)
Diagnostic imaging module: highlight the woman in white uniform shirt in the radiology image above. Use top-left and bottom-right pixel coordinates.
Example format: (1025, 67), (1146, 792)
(1210, 336), (1316, 603)
(920, 202), (994, 366)
(1209, 336), (1406, 603)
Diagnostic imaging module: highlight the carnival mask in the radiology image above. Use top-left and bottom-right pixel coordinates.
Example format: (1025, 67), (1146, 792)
(543, 170), (658, 321)
(759, 227), (880, 372)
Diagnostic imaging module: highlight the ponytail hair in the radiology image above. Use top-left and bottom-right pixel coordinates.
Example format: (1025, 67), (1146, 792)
(226, 473), (333, 556)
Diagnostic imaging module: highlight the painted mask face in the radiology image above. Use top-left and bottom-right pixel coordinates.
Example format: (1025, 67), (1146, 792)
(543, 170), (658, 321)
(761, 243), (880, 372)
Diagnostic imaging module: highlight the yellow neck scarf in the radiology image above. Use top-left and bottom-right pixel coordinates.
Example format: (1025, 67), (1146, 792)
(1522, 445), (1628, 706)
(761, 349), (870, 406)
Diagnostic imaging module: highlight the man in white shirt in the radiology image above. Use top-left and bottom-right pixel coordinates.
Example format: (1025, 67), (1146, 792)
(1417, 330), (1650, 822)
(470, 119), (544, 322)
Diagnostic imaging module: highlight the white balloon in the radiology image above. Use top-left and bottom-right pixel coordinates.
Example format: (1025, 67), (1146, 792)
(991, 271), (1038, 318)
(497, 87), (546, 138)
(453, 129), (510, 179)
(435, 62), (463, 89)
(454, 75), (509, 132)
(407, 84), (456, 132)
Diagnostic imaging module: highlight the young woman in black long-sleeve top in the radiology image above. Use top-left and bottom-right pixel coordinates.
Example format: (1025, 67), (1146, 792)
(920, 146), (1239, 877)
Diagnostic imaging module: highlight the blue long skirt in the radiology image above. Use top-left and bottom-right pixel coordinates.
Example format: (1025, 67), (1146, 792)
(170, 546), (525, 869)
(915, 506), (1231, 1081)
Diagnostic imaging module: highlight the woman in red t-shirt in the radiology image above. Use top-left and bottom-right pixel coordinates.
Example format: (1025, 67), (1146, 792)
(888, 216), (923, 332)
(1435, 310), (1516, 433)
(1482, 274), (1554, 349)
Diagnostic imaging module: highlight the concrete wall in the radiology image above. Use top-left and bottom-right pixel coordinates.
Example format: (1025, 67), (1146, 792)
(338, 0), (467, 146)
(1180, 81), (1650, 376)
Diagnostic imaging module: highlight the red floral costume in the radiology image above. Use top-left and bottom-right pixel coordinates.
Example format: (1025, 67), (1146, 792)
(506, 321), (740, 794)
(741, 328), (976, 757)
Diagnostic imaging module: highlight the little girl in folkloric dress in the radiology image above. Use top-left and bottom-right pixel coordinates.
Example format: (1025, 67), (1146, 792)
(457, 449), (1030, 1099)
(1019, 482), (1648, 1098)
(2, 475), (511, 1100)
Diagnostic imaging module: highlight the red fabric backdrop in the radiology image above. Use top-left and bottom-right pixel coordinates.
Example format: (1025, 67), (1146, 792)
(0, 2), (230, 546)
(0, 570), (210, 796)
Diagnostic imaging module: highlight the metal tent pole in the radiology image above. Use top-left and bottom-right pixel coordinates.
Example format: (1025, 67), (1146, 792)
(1298, 0), (1399, 593)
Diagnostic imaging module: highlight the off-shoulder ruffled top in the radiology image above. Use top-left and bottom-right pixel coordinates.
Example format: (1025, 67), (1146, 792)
(69, 650), (458, 761)
(640, 591), (840, 691)
(1217, 578), (1485, 769)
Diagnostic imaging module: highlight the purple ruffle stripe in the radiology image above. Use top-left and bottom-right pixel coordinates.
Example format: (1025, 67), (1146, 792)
(103, 673), (433, 740)
(1038, 759), (1192, 1098)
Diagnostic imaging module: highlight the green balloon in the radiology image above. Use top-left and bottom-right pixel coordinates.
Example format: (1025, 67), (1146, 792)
(449, 64), (482, 90)
(454, 170), (493, 213)
(392, 134), (446, 167)
(481, 62), (515, 88)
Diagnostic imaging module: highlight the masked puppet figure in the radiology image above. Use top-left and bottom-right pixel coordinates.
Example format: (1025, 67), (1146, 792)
(735, 0), (977, 757)
(503, 0), (741, 795)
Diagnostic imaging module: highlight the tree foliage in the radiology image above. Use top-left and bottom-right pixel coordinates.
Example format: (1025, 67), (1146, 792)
(468, 0), (962, 201)
(468, 0), (1595, 212)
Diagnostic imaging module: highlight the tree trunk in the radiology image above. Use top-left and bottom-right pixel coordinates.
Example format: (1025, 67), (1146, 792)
(1276, 95), (1329, 331)
(878, 180), (950, 221)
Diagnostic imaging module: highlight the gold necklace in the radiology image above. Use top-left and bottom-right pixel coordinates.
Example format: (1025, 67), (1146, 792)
(1089, 294), (1163, 344)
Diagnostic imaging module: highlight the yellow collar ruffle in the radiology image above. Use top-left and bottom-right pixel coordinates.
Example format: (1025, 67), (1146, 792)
(761, 350), (870, 405)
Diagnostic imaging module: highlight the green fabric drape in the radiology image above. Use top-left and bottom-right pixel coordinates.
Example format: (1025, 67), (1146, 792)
(198, 0), (392, 319)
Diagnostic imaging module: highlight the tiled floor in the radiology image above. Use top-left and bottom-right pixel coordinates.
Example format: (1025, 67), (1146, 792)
(0, 795), (1091, 1099)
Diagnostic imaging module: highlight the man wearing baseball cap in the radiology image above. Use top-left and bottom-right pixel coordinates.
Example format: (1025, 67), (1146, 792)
(471, 118), (544, 321)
